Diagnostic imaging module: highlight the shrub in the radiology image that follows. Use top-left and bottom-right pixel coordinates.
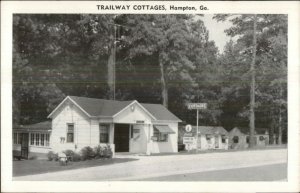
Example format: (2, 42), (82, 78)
(72, 153), (81, 162)
(63, 149), (75, 157)
(94, 145), (104, 159)
(80, 146), (95, 160)
(47, 151), (56, 161)
(63, 149), (75, 161)
(103, 144), (113, 158)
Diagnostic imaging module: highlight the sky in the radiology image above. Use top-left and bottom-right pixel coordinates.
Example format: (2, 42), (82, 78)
(201, 15), (233, 54)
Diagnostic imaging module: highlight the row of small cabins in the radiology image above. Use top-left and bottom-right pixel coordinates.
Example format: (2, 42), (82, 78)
(13, 96), (270, 158)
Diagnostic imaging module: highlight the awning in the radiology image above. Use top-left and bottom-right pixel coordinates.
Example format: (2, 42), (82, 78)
(153, 125), (175, 134)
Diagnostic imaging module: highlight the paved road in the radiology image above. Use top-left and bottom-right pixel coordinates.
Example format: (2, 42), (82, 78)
(140, 163), (287, 181)
(14, 149), (287, 181)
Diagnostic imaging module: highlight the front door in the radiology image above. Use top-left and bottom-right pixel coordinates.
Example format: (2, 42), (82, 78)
(215, 136), (219, 149)
(114, 124), (130, 152)
(21, 133), (29, 159)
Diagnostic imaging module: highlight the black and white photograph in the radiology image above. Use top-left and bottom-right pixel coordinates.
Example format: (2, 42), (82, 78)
(1, 1), (300, 192)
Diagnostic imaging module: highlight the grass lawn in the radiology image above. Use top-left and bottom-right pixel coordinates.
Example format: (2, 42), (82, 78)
(13, 158), (138, 177)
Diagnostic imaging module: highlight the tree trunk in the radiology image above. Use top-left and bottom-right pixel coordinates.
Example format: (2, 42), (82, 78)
(158, 53), (168, 108)
(249, 14), (257, 148)
(278, 86), (283, 145)
(107, 47), (115, 100)
(107, 25), (117, 100)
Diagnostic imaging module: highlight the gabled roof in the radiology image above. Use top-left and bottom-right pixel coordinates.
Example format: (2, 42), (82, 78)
(48, 96), (181, 122)
(14, 121), (51, 131)
(196, 126), (228, 135)
(141, 103), (181, 121)
(69, 96), (133, 117)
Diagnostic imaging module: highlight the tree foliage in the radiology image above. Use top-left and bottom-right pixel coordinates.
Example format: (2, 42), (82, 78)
(13, 13), (287, 145)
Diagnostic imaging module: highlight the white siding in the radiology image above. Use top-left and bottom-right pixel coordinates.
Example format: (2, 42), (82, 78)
(150, 122), (178, 153)
(113, 103), (153, 124)
(51, 103), (91, 152)
(129, 124), (148, 153)
(198, 134), (228, 150)
(90, 119), (99, 145)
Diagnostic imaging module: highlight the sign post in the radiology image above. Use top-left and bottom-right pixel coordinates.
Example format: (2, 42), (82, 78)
(183, 124), (194, 151)
(187, 103), (207, 151)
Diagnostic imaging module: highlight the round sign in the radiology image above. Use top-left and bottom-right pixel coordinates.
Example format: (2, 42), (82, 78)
(185, 124), (192, 132)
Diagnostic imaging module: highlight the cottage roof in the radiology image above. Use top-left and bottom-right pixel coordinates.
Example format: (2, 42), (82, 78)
(14, 121), (51, 131)
(69, 96), (134, 117)
(191, 126), (228, 135)
(141, 103), (181, 121)
(49, 96), (181, 121)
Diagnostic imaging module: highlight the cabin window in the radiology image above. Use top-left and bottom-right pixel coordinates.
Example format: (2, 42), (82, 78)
(67, 124), (74, 143)
(45, 134), (50, 146)
(35, 133), (40, 146)
(153, 128), (168, 142)
(13, 133), (17, 144)
(28, 132), (50, 147)
(30, 133), (35, 145)
(40, 134), (45, 146)
(233, 136), (239, 143)
(17, 133), (22, 144)
(206, 134), (212, 144)
(221, 135), (226, 143)
(259, 136), (265, 141)
(100, 124), (109, 143)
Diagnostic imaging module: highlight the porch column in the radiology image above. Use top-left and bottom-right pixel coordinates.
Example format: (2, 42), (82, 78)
(109, 123), (114, 144)
(146, 124), (152, 155)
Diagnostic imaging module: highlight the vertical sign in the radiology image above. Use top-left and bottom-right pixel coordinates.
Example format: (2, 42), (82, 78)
(187, 103), (207, 150)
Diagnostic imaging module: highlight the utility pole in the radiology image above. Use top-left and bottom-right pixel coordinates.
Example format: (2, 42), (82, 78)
(113, 25), (117, 100)
(107, 21), (128, 100)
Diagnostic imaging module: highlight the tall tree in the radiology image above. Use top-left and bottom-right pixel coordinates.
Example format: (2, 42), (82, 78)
(215, 14), (287, 145)
(119, 15), (198, 108)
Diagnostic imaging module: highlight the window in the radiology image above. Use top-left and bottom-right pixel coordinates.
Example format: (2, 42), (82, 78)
(18, 133), (23, 144)
(153, 128), (168, 142)
(35, 133), (40, 146)
(100, 124), (109, 143)
(41, 134), (45, 146)
(221, 135), (226, 143)
(45, 134), (50, 146)
(13, 133), (18, 144)
(28, 132), (49, 147)
(233, 136), (239, 143)
(206, 134), (212, 144)
(30, 133), (35, 145)
(246, 136), (250, 144)
(67, 124), (74, 143)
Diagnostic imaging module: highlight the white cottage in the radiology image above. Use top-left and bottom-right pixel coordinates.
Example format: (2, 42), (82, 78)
(44, 96), (181, 155)
(179, 125), (229, 150)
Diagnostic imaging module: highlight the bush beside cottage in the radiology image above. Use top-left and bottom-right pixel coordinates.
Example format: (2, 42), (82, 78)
(47, 144), (113, 162)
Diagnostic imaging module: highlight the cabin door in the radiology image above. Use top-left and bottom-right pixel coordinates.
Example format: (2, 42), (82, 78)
(215, 136), (219, 149)
(114, 124), (130, 152)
